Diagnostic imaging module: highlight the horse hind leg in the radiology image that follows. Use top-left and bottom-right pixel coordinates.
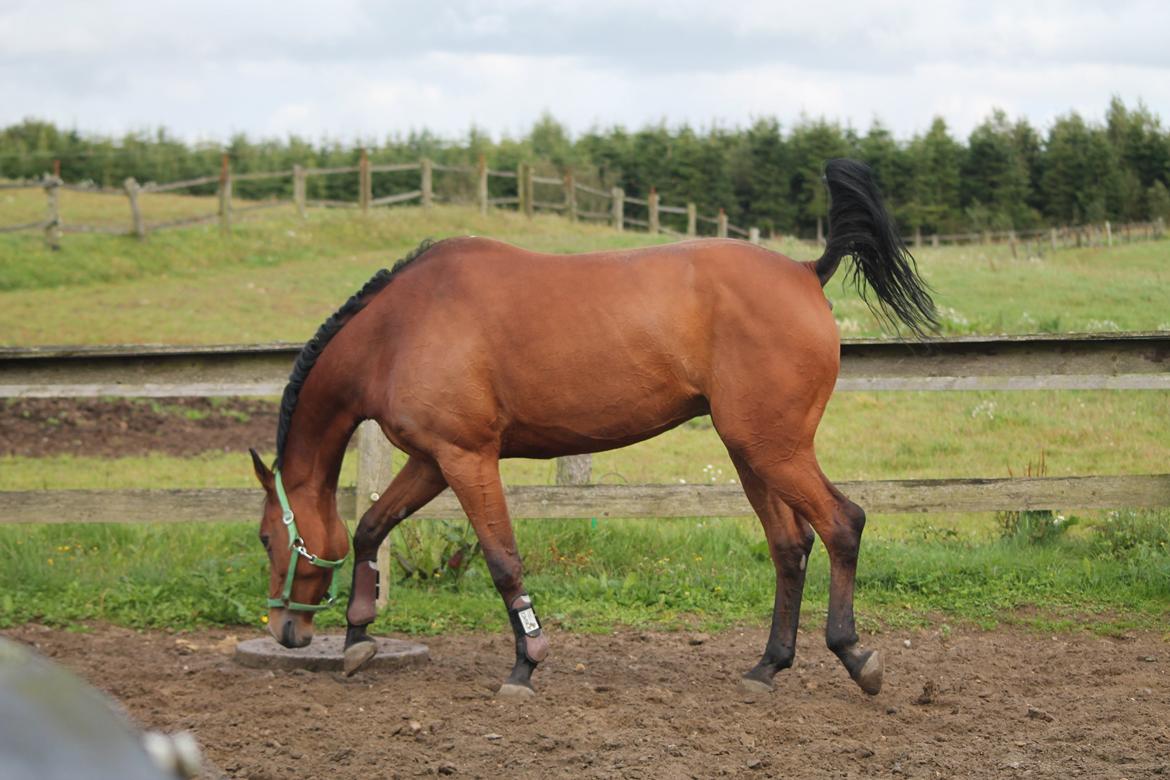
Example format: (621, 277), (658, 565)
(731, 453), (815, 694)
(736, 449), (882, 696)
(343, 455), (447, 675)
(434, 447), (548, 700)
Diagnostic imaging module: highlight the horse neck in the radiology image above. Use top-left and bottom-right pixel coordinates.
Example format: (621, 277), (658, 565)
(278, 372), (360, 517)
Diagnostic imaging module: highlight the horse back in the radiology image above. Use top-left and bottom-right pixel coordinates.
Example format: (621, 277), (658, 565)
(344, 237), (838, 457)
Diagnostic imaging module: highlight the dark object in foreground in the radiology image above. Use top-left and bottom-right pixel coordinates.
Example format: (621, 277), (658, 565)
(0, 637), (200, 779)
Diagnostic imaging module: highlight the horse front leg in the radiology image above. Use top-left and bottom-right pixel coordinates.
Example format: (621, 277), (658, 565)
(436, 448), (548, 699)
(343, 456), (447, 675)
(730, 454), (815, 693)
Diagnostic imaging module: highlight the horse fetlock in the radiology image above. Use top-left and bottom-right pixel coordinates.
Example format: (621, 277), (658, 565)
(826, 628), (860, 656)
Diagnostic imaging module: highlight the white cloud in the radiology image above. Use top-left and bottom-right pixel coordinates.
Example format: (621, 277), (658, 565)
(1, 0), (1167, 143)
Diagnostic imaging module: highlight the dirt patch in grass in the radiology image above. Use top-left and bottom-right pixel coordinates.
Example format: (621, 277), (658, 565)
(1, 398), (278, 458)
(5, 622), (1168, 779)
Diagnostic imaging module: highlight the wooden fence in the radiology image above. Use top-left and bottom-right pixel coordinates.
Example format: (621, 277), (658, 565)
(4, 332), (1168, 606)
(3, 158), (1165, 251)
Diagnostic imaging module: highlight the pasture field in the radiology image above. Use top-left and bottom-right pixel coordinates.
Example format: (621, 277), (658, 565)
(1, 192), (1168, 638)
(3, 186), (1170, 342)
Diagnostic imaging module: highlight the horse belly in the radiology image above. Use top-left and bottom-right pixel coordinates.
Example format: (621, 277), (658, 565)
(496, 350), (707, 458)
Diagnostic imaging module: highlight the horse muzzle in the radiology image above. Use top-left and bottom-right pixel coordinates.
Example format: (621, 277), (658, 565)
(269, 610), (314, 648)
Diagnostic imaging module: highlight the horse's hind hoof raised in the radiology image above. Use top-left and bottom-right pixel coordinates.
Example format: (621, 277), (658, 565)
(854, 650), (883, 695)
(343, 640), (377, 677)
(497, 683), (536, 701)
(738, 675), (774, 694)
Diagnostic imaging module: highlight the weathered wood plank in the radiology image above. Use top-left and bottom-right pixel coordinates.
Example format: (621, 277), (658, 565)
(370, 190), (421, 207)
(3, 476), (1168, 524)
(2, 334), (1168, 398)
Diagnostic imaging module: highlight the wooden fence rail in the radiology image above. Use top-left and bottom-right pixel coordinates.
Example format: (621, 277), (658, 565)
(2, 332), (1168, 399)
(5, 475), (1170, 526)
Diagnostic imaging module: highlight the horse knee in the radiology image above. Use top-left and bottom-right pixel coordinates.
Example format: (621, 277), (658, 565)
(351, 524), (379, 558)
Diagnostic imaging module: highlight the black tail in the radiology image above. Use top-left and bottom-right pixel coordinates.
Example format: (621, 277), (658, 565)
(815, 158), (938, 338)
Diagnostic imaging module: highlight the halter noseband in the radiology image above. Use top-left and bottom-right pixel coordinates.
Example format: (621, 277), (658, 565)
(267, 469), (346, 613)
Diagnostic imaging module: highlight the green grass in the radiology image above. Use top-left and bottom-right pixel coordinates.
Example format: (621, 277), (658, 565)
(2, 512), (1167, 636)
(2, 186), (1168, 344)
(1, 193), (1168, 635)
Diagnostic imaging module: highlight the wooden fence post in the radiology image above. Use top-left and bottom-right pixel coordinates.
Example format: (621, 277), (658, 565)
(524, 165), (534, 218)
(356, 420), (396, 609)
(749, 227), (760, 245)
(477, 155), (488, 216)
(816, 216), (824, 246)
(648, 188), (659, 234)
(293, 164), (306, 220)
(717, 209), (728, 238)
(686, 202), (697, 237)
(1009, 230), (1018, 259)
(612, 187), (624, 231)
(43, 176), (61, 250)
(914, 225), (922, 249)
(124, 178), (145, 239)
(1050, 227), (1058, 251)
(931, 233), (940, 248)
(217, 154), (232, 234)
(421, 158), (433, 208)
(556, 455), (592, 486)
(359, 149), (371, 213)
(515, 163), (524, 214)
(565, 171), (577, 222)
(1105, 220), (1112, 247)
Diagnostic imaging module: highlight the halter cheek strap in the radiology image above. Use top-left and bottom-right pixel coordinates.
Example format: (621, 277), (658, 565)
(267, 469), (347, 613)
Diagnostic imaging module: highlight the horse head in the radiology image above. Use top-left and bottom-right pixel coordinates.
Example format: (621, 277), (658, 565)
(250, 448), (349, 649)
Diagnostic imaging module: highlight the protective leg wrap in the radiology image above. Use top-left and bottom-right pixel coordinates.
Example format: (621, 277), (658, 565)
(347, 559), (380, 626)
(508, 594), (549, 663)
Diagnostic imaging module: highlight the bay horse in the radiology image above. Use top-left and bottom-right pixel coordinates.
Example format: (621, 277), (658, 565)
(249, 158), (936, 699)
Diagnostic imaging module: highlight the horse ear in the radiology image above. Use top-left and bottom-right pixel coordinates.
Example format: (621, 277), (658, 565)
(249, 448), (275, 491)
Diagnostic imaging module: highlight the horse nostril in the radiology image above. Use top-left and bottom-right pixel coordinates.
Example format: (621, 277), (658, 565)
(281, 618), (297, 648)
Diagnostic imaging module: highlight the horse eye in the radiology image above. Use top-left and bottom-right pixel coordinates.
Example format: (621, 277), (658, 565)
(259, 533), (271, 550)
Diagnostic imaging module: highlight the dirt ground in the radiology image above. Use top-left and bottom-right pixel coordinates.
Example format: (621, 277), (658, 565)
(4, 623), (1168, 779)
(0, 398), (278, 457)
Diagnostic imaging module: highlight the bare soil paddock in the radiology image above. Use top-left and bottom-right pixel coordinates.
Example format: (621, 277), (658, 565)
(5, 623), (1168, 779)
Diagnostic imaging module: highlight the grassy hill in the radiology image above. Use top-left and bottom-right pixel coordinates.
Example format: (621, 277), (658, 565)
(2, 186), (1169, 345)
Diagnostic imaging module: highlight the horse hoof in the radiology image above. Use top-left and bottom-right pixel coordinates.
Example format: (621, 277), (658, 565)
(855, 650), (883, 695)
(497, 683), (536, 701)
(738, 676), (774, 695)
(343, 640), (377, 677)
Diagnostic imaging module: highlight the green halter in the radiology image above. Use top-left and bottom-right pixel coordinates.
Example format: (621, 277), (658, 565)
(266, 469), (347, 613)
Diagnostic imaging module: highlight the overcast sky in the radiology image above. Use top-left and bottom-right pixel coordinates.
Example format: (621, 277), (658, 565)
(2, 0), (1167, 145)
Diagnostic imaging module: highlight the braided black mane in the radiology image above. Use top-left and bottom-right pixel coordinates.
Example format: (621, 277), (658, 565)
(274, 238), (436, 468)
